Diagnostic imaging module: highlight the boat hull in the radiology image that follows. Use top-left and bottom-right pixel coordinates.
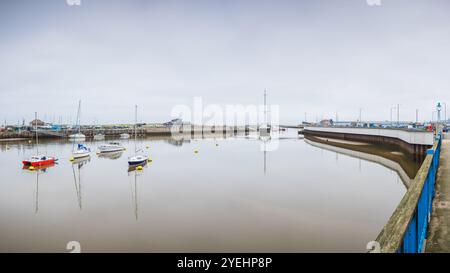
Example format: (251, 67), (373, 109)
(22, 158), (56, 166)
(128, 155), (149, 166)
(98, 147), (126, 153)
(73, 152), (90, 159)
(128, 159), (147, 166)
(69, 135), (86, 140)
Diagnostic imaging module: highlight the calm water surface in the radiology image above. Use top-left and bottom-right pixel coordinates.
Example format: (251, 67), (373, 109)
(0, 131), (409, 252)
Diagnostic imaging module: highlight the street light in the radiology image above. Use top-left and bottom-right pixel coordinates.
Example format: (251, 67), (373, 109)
(444, 102), (447, 124)
(359, 108), (362, 127)
(390, 106), (396, 125)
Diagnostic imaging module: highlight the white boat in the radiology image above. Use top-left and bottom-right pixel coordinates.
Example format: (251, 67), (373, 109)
(97, 142), (126, 153)
(93, 134), (105, 140)
(69, 101), (86, 140)
(120, 133), (130, 139)
(258, 90), (271, 140)
(71, 100), (91, 159)
(128, 105), (148, 166)
(98, 150), (124, 160)
(128, 154), (149, 166)
(69, 133), (86, 140)
(259, 125), (271, 138)
(72, 144), (91, 159)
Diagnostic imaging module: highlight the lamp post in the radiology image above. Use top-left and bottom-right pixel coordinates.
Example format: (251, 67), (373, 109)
(390, 106), (396, 126)
(444, 102), (447, 124)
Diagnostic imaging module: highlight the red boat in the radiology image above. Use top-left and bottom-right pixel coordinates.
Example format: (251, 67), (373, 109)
(23, 113), (59, 168)
(22, 162), (55, 171)
(22, 156), (57, 167)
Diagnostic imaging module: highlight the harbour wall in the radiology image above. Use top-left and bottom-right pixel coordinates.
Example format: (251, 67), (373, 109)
(303, 127), (434, 157)
(0, 125), (251, 140)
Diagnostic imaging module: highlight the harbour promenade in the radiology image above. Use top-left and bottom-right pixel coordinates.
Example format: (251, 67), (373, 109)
(426, 138), (450, 252)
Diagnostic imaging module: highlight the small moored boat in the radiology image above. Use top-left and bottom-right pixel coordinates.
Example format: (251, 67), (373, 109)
(97, 142), (126, 153)
(128, 105), (149, 166)
(128, 155), (149, 166)
(69, 133), (86, 140)
(120, 133), (130, 139)
(23, 112), (58, 168)
(70, 101), (91, 159)
(98, 150), (124, 160)
(72, 144), (91, 159)
(93, 134), (105, 140)
(23, 155), (58, 167)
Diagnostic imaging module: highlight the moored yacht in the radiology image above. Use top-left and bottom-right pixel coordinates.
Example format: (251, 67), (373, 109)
(72, 144), (91, 159)
(23, 155), (58, 167)
(128, 105), (148, 166)
(258, 90), (271, 140)
(93, 133), (105, 140)
(69, 133), (86, 140)
(97, 142), (126, 153)
(70, 100), (91, 160)
(22, 112), (58, 168)
(128, 154), (149, 166)
(120, 133), (130, 139)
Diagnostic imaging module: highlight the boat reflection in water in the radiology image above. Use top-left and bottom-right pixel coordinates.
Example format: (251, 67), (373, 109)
(71, 156), (90, 210)
(127, 166), (145, 220)
(22, 163), (56, 214)
(97, 151), (124, 160)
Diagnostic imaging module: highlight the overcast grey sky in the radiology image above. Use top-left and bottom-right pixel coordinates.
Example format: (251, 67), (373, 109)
(1, 0), (449, 125)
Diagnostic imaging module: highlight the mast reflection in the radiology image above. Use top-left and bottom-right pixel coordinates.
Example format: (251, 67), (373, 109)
(22, 163), (55, 213)
(127, 162), (147, 220)
(71, 157), (90, 210)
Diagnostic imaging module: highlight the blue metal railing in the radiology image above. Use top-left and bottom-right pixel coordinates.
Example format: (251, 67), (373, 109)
(399, 133), (442, 253)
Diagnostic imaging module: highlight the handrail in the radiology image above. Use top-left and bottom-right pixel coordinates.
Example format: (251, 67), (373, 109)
(373, 133), (442, 252)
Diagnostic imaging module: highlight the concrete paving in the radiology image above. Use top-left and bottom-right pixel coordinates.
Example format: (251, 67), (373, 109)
(426, 139), (450, 252)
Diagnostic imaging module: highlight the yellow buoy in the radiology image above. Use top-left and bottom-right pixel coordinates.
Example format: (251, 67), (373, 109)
(137, 166), (143, 171)
(69, 157), (75, 161)
(194, 150), (199, 154)
(148, 158), (152, 163)
(146, 146), (149, 149)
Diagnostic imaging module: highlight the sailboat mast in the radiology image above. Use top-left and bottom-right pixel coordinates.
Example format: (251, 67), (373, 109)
(35, 112), (39, 154)
(264, 89), (267, 125)
(134, 105), (137, 153)
(77, 100), (81, 134)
